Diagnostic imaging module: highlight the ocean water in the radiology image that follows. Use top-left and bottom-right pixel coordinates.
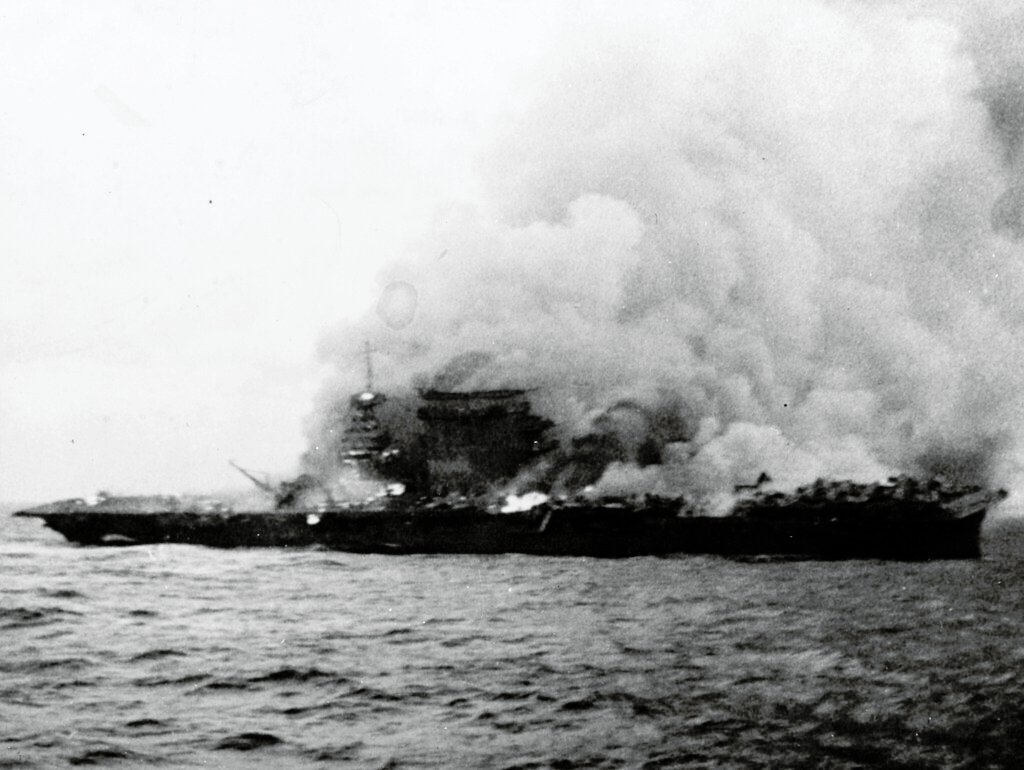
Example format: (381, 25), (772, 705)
(3, 506), (1024, 769)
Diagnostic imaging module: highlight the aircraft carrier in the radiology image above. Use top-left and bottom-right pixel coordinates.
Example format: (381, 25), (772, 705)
(13, 365), (1007, 559)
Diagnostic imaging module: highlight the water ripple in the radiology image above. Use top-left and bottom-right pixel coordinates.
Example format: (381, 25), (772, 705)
(2, 515), (1024, 767)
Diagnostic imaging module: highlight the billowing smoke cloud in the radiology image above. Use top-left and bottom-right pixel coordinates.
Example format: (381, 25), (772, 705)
(308, 0), (1024, 501)
(964, 1), (1024, 241)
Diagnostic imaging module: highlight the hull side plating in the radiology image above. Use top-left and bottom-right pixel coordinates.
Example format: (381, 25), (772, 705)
(17, 502), (988, 560)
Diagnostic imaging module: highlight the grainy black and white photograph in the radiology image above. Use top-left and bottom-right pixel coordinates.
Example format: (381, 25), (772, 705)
(3, 1), (1024, 767)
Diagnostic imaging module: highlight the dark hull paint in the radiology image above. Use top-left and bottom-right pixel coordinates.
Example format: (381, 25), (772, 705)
(16, 502), (988, 560)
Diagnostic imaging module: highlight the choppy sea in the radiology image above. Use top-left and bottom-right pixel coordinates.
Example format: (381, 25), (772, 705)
(2, 504), (1024, 769)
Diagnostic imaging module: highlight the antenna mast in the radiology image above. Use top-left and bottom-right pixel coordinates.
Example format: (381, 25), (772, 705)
(364, 341), (374, 391)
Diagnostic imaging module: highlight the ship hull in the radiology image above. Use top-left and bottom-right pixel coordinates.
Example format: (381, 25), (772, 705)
(15, 502), (988, 560)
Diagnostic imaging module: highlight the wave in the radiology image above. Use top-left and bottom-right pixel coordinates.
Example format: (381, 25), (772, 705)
(0, 606), (82, 630)
(249, 667), (339, 684)
(215, 732), (283, 751)
(129, 648), (187, 662)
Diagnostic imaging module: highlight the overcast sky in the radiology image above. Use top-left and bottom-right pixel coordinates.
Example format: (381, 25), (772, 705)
(0, 1), (572, 500)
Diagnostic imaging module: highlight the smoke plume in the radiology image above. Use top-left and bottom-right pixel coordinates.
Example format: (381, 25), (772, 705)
(308, 0), (1024, 500)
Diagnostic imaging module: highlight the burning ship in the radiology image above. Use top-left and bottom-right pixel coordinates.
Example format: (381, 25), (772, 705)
(13, 364), (1007, 559)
